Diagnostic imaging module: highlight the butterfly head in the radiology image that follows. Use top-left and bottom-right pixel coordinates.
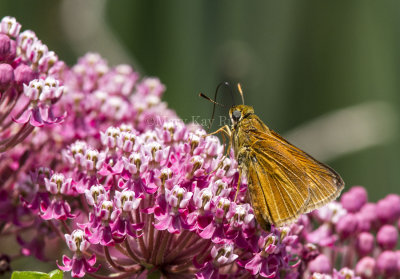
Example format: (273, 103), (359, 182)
(229, 105), (254, 125)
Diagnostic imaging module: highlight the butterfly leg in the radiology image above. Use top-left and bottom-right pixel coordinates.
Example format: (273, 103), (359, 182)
(234, 147), (248, 202)
(212, 134), (233, 174)
(203, 125), (232, 175)
(206, 125), (231, 138)
(234, 170), (242, 202)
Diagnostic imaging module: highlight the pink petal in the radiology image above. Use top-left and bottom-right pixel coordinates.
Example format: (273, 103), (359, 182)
(154, 214), (171, 231)
(30, 107), (45, 127)
(71, 258), (85, 278)
(87, 254), (97, 266)
(13, 109), (31, 124)
(57, 255), (72, 271)
(199, 222), (216, 239)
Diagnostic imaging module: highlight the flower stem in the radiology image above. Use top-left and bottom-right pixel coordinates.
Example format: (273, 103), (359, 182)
(150, 229), (162, 264)
(104, 246), (141, 272)
(124, 239), (143, 264)
(164, 230), (192, 263)
(0, 124), (35, 152)
(87, 270), (141, 279)
(0, 99), (29, 130)
(170, 242), (211, 274)
(60, 219), (72, 234)
(47, 220), (65, 241)
(172, 239), (210, 264)
(0, 92), (20, 125)
(156, 231), (172, 266)
(146, 214), (155, 262)
(134, 210), (149, 260)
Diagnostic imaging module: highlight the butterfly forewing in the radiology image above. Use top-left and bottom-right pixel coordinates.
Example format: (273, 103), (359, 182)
(268, 130), (344, 213)
(232, 108), (344, 228)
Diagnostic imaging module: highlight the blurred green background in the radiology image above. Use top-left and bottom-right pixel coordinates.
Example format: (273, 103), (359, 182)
(1, 0), (400, 276)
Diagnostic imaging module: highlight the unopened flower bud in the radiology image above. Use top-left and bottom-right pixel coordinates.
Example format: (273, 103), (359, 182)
(0, 63), (14, 91)
(0, 34), (10, 60)
(376, 194), (400, 224)
(376, 225), (398, 250)
(356, 232), (374, 256)
(376, 251), (399, 278)
(340, 186), (367, 213)
(336, 213), (357, 239)
(308, 254), (332, 274)
(355, 257), (376, 279)
(14, 64), (35, 86)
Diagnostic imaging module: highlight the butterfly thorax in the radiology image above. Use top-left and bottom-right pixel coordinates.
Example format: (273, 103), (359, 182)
(229, 105), (271, 155)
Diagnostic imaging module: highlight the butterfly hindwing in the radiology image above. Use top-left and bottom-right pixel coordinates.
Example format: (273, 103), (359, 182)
(235, 113), (344, 227)
(247, 139), (310, 227)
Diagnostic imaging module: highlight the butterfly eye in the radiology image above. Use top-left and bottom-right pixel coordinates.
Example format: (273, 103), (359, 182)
(232, 110), (242, 122)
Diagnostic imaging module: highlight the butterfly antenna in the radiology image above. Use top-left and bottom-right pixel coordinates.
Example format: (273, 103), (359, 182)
(237, 83), (245, 105)
(199, 82), (231, 131)
(221, 81), (235, 107)
(199, 93), (225, 107)
(199, 92), (224, 132)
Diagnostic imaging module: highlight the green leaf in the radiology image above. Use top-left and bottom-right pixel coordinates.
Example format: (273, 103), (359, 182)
(48, 270), (63, 279)
(11, 271), (50, 279)
(11, 270), (63, 279)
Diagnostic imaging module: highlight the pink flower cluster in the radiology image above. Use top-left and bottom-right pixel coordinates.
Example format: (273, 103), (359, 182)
(304, 186), (400, 279)
(0, 16), (66, 153)
(1, 16), (399, 279)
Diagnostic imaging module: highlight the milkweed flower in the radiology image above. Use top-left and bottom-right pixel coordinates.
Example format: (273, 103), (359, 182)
(57, 230), (100, 278)
(14, 77), (65, 127)
(0, 16), (65, 153)
(1, 15), (399, 279)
